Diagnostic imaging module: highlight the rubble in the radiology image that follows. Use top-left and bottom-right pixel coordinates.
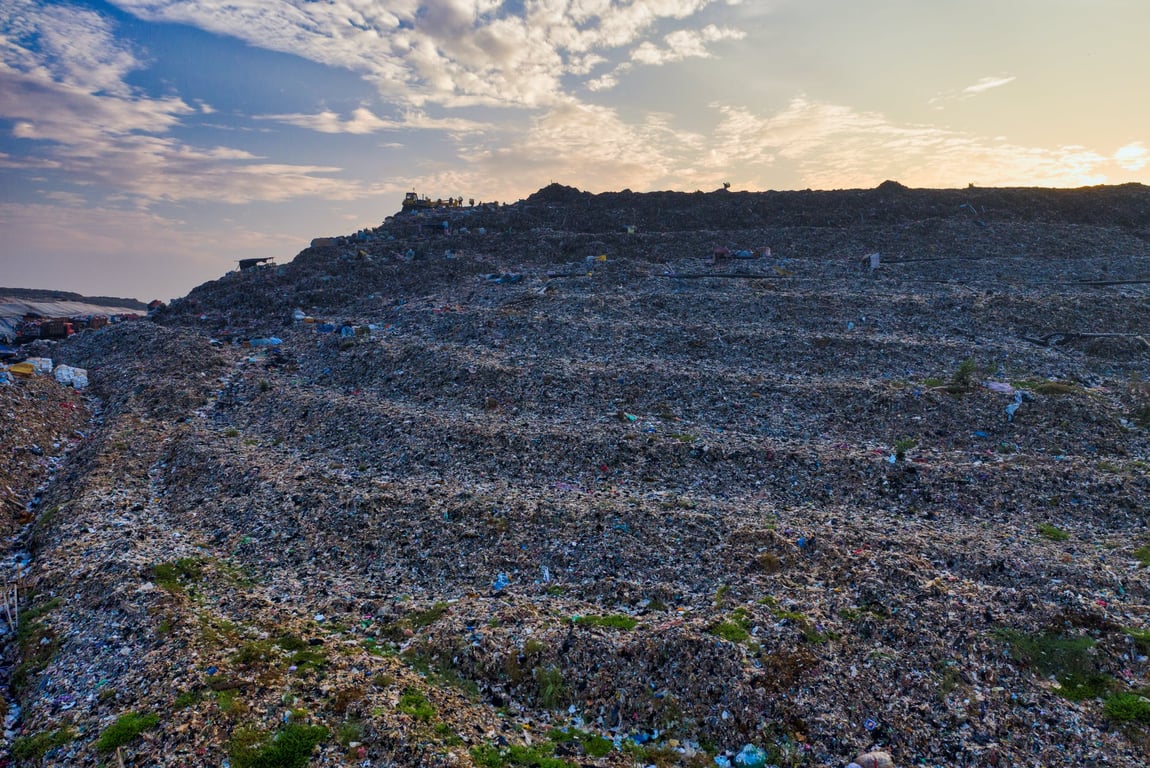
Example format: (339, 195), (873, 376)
(4, 183), (1150, 766)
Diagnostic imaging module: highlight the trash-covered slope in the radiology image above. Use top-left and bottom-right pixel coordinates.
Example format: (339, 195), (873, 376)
(9, 184), (1150, 767)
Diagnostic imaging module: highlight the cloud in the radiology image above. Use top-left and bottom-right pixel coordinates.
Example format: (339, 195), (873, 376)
(631, 24), (745, 66)
(963, 75), (1016, 95)
(1, 0), (138, 95)
(106, 0), (734, 108)
(260, 106), (490, 134)
(705, 97), (1120, 189)
(930, 73), (1016, 109)
(0, 0), (372, 205)
(461, 98), (707, 195)
(1115, 142), (1148, 172)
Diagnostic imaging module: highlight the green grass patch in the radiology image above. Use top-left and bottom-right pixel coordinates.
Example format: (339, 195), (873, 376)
(1134, 546), (1150, 567)
(1103, 692), (1150, 723)
(711, 618), (750, 643)
(470, 743), (574, 768)
(434, 722), (463, 746)
(1037, 523), (1070, 542)
(573, 614), (638, 631)
(335, 720), (364, 748)
(11, 607), (61, 697)
(408, 602), (449, 628)
(275, 633), (308, 652)
(1126, 628), (1150, 654)
(1056, 673), (1114, 701)
(152, 558), (204, 593)
(998, 629), (1112, 700)
(893, 437), (917, 460)
(96, 711), (160, 753)
(400, 647), (479, 696)
(289, 649), (328, 672)
(216, 688), (243, 714)
(174, 689), (202, 709)
(228, 723), (328, 768)
(547, 727), (613, 757)
(18, 597), (62, 627)
(381, 602), (450, 640)
(11, 727), (75, 761)
(711, 606), (753, 644)
(232, 639), (278, 666)
(397, 687), (435, 721)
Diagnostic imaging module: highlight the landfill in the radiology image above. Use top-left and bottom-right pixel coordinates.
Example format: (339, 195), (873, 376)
(3, 182), (1150, 767)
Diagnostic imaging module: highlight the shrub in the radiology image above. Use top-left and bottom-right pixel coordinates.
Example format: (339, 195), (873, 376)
(893, 438), (917, 461)
(951, 357), (977, 389)
(96, 711), (160, 752)
(535, 666), (567, 709)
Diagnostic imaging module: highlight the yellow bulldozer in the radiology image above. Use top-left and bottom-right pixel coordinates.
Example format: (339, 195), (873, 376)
(402, 192), (463, 211)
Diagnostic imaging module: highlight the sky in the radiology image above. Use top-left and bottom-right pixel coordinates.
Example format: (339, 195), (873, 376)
(1, 0), (1148, 301)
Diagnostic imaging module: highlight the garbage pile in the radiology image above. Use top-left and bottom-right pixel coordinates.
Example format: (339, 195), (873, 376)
(0, 372), (88, 537)
(6, 183), (1150, 767)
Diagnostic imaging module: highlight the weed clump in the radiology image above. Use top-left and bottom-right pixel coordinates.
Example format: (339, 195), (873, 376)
(152, 558), (203, 593)
(396, 687), (435, 721)
(1134, 545), (1150, 567)
(573, 614), (638, 630)
(96, 711), (160, 752)
(1037, 523), (1070, 542)
(547, 727), (612, 757)
(232, 639), (278, 666)
(710, 607), (753, 644)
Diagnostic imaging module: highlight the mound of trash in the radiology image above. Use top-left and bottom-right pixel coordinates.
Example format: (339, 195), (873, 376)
(6, 183), (1150, 767)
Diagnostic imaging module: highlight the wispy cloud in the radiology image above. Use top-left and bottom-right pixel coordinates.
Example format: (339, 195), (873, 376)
(963, 75), (1016, 95)
(930, 73), (1016, 109)
(260, 107), (490, 135)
